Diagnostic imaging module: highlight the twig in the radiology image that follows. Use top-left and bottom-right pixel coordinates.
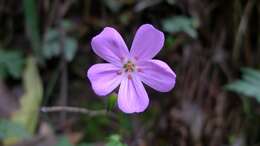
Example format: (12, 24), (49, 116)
(43, 0), (59, 33)
(41, 106), (110, 117)
(60, 0), (75, 17)
(56, 0), (74, 122)
(57, 26), (67, 121)
(232, 0), (254, 62)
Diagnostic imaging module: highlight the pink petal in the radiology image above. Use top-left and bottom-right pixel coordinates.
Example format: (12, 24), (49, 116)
(118, 74), (149, 113)
(91, 27), (129, 66)
(137, 60), (176, 92)
(87, 63), (123, 96)
(130, 24), (164, 61)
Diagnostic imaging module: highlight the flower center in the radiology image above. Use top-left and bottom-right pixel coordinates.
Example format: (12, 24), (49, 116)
(123, 60), (135, 72)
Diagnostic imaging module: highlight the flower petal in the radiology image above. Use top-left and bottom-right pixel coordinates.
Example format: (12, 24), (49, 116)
(87, 63), (122, 96)
(130, 24), (164, 60)
(91, 27), (129, 66)
(137, 60), (176, 92)
(118, 74), (149, 113)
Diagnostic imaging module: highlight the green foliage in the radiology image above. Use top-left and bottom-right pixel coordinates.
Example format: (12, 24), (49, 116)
(77, 144), (93, 146)
(165, 36), (176, 49)
(225, 68), (260, 102)
(0, 119), (31, 140)
(103, 0), (123, 12)
(107, 93), (117, 111)
(162, 16), (198, 38)
(61, 20), (74, 30)
(106, 134), (127, 146)
(23, 0), (42, 61)
(55, 136), (73, 146)
(166, 0), (176, 5)
(117, 114), (132, 134)
(10, 57), (43, 138)
(77, 134), (127, 146)
(83, 116), (110, 140)
(64, 38), (78, 61)
(80, 100), (132, 142)
(43, 27), (78, 62)
(0, 50), (24, 79)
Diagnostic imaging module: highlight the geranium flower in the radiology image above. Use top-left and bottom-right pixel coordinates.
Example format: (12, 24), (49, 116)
(87, 24), (176, 113)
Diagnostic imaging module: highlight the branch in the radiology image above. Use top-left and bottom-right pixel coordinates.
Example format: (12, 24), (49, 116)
(40, 106), (112, 117)
(232, 0), (255, 62)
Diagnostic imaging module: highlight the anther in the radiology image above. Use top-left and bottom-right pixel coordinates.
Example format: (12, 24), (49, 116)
(123, 60), (135, 72)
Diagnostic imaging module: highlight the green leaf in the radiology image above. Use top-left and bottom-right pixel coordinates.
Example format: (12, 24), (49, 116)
(64, 37), (78, 62)
(23, 0), (42, 61)
(12, 57), (43, 133)
(43, 29), (60, 59)
(165, 36), (176, 49)
(225, 68), (260, 102)
(166, 0), (176, 5)
(61, 20), (74, 30)
(103, 0), (123, 12)
(0, 50), (24, 79)
(4, 57), (43, 145)
(241, 68), (260, 86)
(55, 136), (73, 146)
(107, 93), (117, 111)
(0, 119), (31, 140)
(43, 29), (78, 62)
(106, 134), (127, 146)
(162, 16), (198, 38)
(84, 116), (110, 140)
(77, 143), (93, 146)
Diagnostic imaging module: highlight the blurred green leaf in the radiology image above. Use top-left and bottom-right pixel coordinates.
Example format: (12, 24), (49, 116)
(225, 68), (260, 102)
(12, 57), (43, 133)
(43, 29), (60, 58)
(84, 116), (110, 140)
(0, 50), (24, 79)
(5, 57), (43, 145)
(0, 119), (31, 140)
(23, 0), (42, 61)
(106, 134), (127, 146)
(61, 20), (74, 30)
(107, 93), (117, 111)
(118, 114), (132, 134)
(134, 0), (162, 12)
(162, 16), (198, 38)
(103, 0), (123, 12)
(43, 28), (78, 62)
(64, 37), (78, 61)
(80, 101), (110, 141)
(166, 0), (176, 5)
(55, 136), (73, 146)
(0, 67), (5, 77)
(165, 36), (176, 49)
(77, 144), (93, 146)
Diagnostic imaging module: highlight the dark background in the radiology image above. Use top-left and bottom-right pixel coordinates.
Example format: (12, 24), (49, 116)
(0, 0), (260, 146)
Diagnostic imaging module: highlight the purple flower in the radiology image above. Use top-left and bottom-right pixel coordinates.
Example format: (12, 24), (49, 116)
(87, 24), (176, 113)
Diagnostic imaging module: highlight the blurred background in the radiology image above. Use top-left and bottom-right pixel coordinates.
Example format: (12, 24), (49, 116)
(0, 0), (260, 146)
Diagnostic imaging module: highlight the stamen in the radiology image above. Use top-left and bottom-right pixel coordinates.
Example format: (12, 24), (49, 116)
(123, 60), (135, 72)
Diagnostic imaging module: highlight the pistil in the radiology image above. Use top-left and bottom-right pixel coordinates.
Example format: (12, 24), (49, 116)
(123, 60), (135, 72)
